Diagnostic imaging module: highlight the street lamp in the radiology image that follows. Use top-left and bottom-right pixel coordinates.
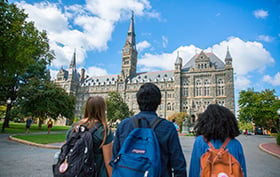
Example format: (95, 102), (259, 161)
(277, 108), (280, 132)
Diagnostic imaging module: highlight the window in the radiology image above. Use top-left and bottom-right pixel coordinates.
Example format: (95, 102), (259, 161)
(196, 80), (202, 96)
(183, 102), (188, 111)
(217, 79), (224, 96)
(167, 103), (171, 110)
(204, 79), (210, 96)
(183, 88), (188, 97)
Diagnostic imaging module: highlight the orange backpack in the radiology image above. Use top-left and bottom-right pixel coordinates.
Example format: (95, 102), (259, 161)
(200, 137), (244, 177)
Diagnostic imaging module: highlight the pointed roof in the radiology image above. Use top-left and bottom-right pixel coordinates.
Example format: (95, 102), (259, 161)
(182, 52), (225, 71)
(225, 46), (232, 60)
(69, 49), (76, 68)
(126, 12), (136, 49)
(175, 51), (182, 64)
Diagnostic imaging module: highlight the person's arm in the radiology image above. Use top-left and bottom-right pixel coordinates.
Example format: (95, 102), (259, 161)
(169, 128), (187, 177)
(112, 126), (120, 159)
(102, 142), (113, 177)
(189, 138), (203, 177)
(238, 142), (247, 177)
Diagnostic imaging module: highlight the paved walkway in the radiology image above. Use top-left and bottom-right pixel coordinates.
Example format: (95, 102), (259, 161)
(259, 142), (280, 159)
(9, 133), (280, 159)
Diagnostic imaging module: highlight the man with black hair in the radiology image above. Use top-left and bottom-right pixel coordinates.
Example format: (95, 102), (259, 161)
(112, 83), (187, 177)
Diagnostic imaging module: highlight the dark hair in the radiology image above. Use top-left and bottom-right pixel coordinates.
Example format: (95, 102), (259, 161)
(136, 83), (161, 111)
(194, 104), (240, 142)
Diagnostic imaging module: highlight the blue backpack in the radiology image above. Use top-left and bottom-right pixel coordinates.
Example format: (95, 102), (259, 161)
(111, 117), (163, 177)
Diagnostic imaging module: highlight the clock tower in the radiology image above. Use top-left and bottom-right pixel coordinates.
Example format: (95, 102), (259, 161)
(121, 12), (138, 79)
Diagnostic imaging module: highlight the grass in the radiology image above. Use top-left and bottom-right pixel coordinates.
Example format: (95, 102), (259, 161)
(0, 122), (70, 134)
(13, 133), (66, 144)
(0, 121), (69, 144)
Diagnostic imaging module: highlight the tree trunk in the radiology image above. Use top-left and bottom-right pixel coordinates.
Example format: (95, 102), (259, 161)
(1, 103), (12, 132)
(38, 118), (43, 129)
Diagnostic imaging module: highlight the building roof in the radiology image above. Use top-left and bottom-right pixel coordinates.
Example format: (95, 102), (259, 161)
(182, 52), (225, 71)
(81, 70), (174, 87)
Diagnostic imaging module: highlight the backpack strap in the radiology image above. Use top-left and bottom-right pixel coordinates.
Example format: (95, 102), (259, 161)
(202, 135), (214, 149)
(131, 116), (162, 130)
(150, 118), (163, 130)
(220, 137), (231, 150)
(89, 123), (103, 134)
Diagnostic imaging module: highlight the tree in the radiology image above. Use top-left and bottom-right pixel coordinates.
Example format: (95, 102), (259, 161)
(167, 112), (188, 132)
(106, 91), (133, 123)
(0, 2), (54, 132)
(238, 89), (280, 133)
(17, 80), (75, 129)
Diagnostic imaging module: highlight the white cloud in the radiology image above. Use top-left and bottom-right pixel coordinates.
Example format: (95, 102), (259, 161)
(235, 76), (251, 90)
(258, 35), (274, 42)
(216, 13), (221, 17)
(138, 37), (274, 76)
(86, 66), (109, 76)
(253, 9), (268, 19)
(138, 45), (198, 71)
(209, 37), (274, 75)
(15, 0), (159, 69)
(262, 72), (280, 86)
(136, 41), (151, 52)
(49, 69), (59, 80)
(162, 35), (168, 48)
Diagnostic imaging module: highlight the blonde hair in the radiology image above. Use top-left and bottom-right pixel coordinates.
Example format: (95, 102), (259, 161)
(75, 96), (108, 148)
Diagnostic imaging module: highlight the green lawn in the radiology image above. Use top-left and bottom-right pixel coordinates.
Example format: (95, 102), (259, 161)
(13, 133), (66, 144)
(0, 122), (70, 134)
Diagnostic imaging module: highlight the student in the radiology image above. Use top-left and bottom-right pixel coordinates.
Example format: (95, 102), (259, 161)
(47, 119), (53, 134)
(172, 119), (179, 132)
(25, 117), (32, 133)
(66, 96), (113, 177)
(112, 83), (187, 177)
(189, 104), (247, 177)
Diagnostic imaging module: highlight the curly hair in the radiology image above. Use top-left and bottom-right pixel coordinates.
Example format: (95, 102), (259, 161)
(194, 104), (240, 142)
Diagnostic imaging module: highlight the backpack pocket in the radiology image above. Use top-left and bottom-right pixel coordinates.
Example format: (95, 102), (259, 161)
(112, 154), (151, 177)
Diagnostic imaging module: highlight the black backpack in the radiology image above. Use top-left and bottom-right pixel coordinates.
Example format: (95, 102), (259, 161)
(53, 124), (101, 177)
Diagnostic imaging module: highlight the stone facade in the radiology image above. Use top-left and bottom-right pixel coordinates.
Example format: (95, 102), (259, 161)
(54, 14), (235, 122)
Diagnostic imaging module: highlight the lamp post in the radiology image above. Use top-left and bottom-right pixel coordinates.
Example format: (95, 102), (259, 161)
(277, 108), (280, 132)
(1, 98), (12, 133)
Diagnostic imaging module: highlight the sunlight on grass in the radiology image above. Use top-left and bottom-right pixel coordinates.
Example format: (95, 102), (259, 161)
(13, 133), (66, 144)
(0, 122), (70, 134)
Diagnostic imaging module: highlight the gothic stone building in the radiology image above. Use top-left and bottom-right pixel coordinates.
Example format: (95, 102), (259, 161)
(54, 15), (235, 122)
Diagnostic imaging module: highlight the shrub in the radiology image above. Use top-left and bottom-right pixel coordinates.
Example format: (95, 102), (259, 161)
(277, 133), (280, 145)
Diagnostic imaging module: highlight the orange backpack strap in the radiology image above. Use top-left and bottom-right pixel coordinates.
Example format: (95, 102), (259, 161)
(220, 137), (231, 150)
(202, 135), (214, 149)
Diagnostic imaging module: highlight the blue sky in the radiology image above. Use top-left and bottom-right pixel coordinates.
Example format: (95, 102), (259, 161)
(10, 0), (280, 108)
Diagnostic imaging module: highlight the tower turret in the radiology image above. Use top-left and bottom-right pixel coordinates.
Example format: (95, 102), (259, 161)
(121, 12), (138, 78)
(225, 46), (232, 68)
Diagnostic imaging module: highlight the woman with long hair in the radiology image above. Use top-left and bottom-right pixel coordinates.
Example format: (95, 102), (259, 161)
(189, 104), (247, 177)
(66, 96), (113, 177)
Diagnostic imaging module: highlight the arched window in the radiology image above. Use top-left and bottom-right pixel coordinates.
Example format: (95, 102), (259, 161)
(196, 80), (202, 96)
(183, 80), (189, 97)
(217, 79), (224, 96)
(204, 79), (210, 96)
(167, 103), (171, 110)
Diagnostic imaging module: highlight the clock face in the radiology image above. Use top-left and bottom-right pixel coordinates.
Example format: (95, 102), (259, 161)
(124, 47), (129, 53)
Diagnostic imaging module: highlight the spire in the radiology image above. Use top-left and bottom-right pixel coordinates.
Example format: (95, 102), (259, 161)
(175, 51), (181, 64)
(126, 11), (136, 49)
(69, 48), (76, 68)
(225, 46), (232, 59)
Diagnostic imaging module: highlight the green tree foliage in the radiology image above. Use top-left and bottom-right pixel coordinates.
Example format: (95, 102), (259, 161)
(0, 2), (54, 131)
(168, 112), (188, 132)
(17, 80), (75, 129)
(238, 89), (280, 133)
(238, 121), (253, 132)
(106, 91), (132, 123)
